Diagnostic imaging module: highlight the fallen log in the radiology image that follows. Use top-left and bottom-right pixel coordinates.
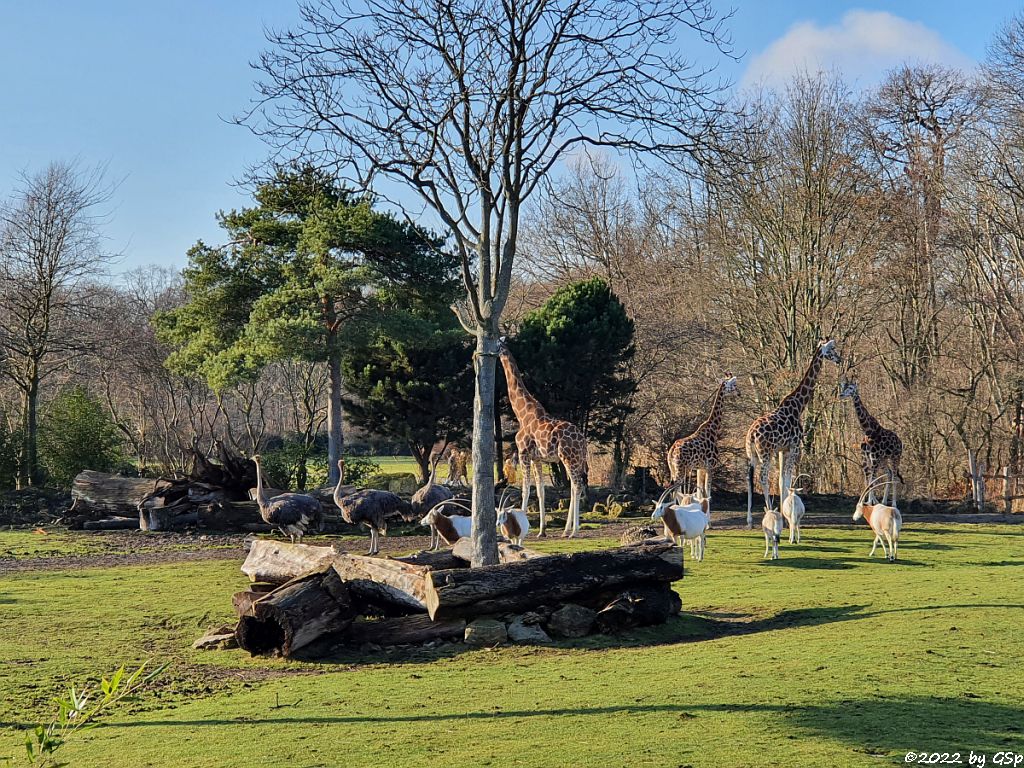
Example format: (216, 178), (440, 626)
(451, 538), (544, 564)
(342, 615), (467, 647)
(394, 549), (466, 570)
(140, 504), (197, 532)
(425, 542), (682, 621)
(81, 516), (139, 531)
(241, 540), (339, 584)
(235, 566), (354, 657)
(71, 471), (164, 515)
(233, 589), (270, 617)
(331, 554), (429, 613)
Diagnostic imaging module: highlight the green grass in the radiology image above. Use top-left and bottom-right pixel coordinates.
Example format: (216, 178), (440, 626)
(1, 525), (1023, 767)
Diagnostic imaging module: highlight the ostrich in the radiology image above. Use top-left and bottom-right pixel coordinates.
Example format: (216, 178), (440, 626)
(251, 455), (323, 543)
(411, 453), (454, 517)
(333, 459), (416, 555)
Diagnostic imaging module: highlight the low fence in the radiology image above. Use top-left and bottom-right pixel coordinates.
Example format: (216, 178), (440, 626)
(967, 451), (1024, 514)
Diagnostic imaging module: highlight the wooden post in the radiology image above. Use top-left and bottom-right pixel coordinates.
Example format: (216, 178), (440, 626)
(1004, 466), (1013, 516)
(968, 450), (979, 510)
(977, 460), (986, 513)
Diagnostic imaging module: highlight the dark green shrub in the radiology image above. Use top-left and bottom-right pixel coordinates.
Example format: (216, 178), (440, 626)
(38, 388), (123, 487)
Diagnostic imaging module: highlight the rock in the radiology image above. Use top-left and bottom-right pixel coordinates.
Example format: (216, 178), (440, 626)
(547, 603), (596, 638)
(193, 625), (238, 650)
(464, 618), (507, 647)
(507, 615), (551, 644)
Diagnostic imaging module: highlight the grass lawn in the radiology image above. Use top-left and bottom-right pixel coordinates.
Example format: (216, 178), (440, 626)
(1, 524), (1022, 767)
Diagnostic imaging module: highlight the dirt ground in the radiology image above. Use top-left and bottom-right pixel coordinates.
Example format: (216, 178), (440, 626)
(3, 505), (1019, 576)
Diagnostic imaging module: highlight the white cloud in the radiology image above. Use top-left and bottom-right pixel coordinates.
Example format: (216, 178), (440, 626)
(740, 10), (973, 91)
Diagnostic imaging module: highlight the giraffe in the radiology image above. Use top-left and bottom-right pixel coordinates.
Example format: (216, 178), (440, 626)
(497, 337), (588, 537)
(446, 445), (469, 487)
(745, 338), (842, 528)
(667, 374), (739, 503)
(839, 381), (904, 505)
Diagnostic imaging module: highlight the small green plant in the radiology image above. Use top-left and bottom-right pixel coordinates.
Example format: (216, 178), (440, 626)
(343, 455), (380, 487)
(20, 661), (166, 767)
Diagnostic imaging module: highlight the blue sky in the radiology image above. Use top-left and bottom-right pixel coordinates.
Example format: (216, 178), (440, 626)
(0, 1), (1015, 274)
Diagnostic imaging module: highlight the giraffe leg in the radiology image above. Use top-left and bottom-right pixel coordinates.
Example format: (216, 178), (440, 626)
(889, 468), (898, 507)
(535, 462), (547, 537)
(759, 456), (773, 514)
(746, 459), (756, 529)
(520, 456), (532, 517)
(563, 478), (580, 538)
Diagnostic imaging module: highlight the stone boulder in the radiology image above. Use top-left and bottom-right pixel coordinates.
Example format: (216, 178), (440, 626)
(464, 618), (507, 647)
(546, 603), (596, 638)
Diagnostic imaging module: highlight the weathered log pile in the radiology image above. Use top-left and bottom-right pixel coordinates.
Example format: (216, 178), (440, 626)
(221, 538), (682, 658)
(69, 445), (334, 532)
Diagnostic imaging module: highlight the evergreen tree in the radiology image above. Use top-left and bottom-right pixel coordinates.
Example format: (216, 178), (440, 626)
(155, 167), (454, 482)
(510, 278), (636, 481)
(39, 387), (123, 487)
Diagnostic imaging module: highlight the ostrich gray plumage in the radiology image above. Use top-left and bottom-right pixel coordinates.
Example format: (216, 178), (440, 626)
(251, 455), (322, 543)
(411, 456), (454, 516)
(332, 459), (414, 555)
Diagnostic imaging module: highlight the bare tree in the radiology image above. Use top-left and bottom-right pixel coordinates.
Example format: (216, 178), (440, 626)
(0, 162), (116, 486)
(244, 0), (735, 564)
(861, 65), (981, 387)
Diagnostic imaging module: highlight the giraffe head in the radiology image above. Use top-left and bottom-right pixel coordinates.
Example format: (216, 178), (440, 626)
(496, 336), (509, 355)
(838, 381), (858, 400)
(722, 373), (739, 396)
(818, 338), (842, 365)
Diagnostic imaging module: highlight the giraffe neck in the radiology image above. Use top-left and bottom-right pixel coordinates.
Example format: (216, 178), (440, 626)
(778, 350), (823, 417)
(852, 393), (882, 436)
(697, 381), (728, 440)
(499, 350), (547, 424)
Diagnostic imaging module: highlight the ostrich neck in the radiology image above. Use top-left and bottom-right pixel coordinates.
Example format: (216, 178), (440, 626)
(779, 351), (823, 416)
(333, 464), (349, 506)
(254, 461), (268, 509)
(499, 351), (546, 423)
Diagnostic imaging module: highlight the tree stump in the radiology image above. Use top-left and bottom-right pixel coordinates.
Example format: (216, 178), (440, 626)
(235, 566), (355, 657)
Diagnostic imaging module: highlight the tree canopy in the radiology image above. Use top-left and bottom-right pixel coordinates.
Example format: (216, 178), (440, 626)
(510, 278), (636, 445)
(155, 167), (456, 482)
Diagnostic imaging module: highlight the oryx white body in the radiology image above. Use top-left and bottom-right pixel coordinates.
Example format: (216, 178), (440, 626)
(419, 500), (473, 548)
(853, 479), (902, 561)
(781, 481), (806, 544)
(762, 507), (784, 559)
(651, 484), (710, 561)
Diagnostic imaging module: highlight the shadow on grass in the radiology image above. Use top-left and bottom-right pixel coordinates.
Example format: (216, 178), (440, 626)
(900, 541), (956, 551)
(970, 560), (1024, 567)
(274, 598), (1024, 667)
(757, 557), (855, 570)
(76, 694), (1022, 757)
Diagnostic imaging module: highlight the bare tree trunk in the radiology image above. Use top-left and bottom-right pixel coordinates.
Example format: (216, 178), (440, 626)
(19, 368), (39, 488)
(471, 330), (499, 567)
(327, 353), (344, 486)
